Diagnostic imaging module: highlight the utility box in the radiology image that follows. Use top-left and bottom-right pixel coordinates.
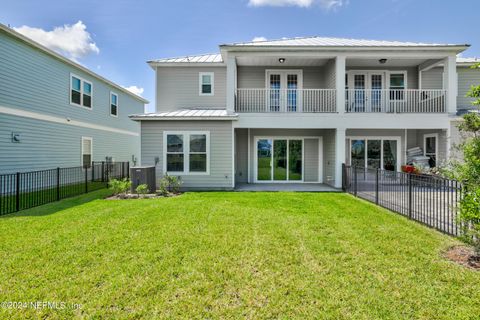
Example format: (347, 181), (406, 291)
(130, 166), (156, 193)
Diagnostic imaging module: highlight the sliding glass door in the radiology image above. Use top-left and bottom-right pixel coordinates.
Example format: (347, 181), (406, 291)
(256, 138), (303, 182)
(350, 138), (399, 171)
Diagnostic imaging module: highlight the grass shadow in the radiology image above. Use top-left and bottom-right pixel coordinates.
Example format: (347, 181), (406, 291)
(0, 189), (111, 219)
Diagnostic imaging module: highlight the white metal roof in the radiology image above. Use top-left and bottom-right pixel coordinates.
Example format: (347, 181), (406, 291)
(457, 57), (480, 65)
(129, 109), (238, 121)
(222, 36), (468, 48)
(148, 53), (223, 64)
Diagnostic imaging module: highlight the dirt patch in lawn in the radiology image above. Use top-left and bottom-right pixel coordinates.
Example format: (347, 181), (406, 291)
(443, 245), (480, 270)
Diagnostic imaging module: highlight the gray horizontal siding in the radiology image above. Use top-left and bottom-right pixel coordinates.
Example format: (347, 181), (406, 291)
(0, 31), (144, 133)
(0, 113), (140, 174)
(304, 138), (319, 182)
(237, 66), (327, 89)
(235, 128), (248, 183)
(457, 66), (480, 110)
(156, 67), (227, 111)
(140, 120), (233, 190)
(421, 67), (443, 89)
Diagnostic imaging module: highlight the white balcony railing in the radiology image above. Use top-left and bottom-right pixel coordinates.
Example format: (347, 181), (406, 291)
(235, 89), (336, 113)
(345, 89), (446, 113)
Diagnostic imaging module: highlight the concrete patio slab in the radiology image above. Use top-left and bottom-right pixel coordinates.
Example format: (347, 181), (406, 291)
(235, 183), (340, 192)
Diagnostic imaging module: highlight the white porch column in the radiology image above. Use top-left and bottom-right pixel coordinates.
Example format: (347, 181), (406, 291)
(226, 55), (237, 113)
(334, 128), (346, 189)
(444, 55), (457, 114)
(335, 55), (346, 114)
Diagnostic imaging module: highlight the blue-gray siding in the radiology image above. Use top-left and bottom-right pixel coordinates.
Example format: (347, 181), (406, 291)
(0, 28), (143, 173)
(140, 120), (233, 190)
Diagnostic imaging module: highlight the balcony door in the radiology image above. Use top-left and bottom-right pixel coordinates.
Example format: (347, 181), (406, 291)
(347, 72), (386, 112)
(266, 70), (303, 112)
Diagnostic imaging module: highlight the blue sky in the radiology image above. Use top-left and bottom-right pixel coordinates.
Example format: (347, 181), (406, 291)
(1, 0), (478, 112)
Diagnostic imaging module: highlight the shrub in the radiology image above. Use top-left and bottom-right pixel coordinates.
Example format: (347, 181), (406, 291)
(108, 178), (131, 197)
(135, 184), (149, 198)
(157, 173), (182, 196)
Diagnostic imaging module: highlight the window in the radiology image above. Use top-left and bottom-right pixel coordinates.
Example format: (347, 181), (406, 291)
(199, 72), (214, 96)
(389, 73), (406, 100)
(110, 92), (118, 116)
(81, 137), (92, 168)
(424, 133), (438, 167)
(164, 132), (209, 174)
(71, 74), (93, 108)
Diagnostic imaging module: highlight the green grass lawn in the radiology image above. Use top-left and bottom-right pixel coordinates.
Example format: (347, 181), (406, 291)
(0, 191), (479, 319)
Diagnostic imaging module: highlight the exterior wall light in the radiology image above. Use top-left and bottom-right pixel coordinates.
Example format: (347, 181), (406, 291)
(279, 58), (286, 63)
(379, 59), (387, 64)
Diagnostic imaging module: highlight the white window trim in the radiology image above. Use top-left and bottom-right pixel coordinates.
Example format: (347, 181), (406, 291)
(199, 72), (214, 96)
(163, 131), (210, 175)
(81, 136), (93, 168)
(70, 73), (93, 110)
(423, 133), (439, 160)
(110, 91), (119, 117)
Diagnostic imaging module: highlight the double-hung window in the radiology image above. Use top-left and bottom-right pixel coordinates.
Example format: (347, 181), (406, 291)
(389, 73), (406, 100)
(199, 72), (214, 96)
(71, 74), (92, 108)
(164, 132), (209, 174)
(110, 92), (118, 116)
(81, 137), (93, 168)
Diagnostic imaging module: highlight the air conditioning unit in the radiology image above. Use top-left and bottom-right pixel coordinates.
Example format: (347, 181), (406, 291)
(130, 166), (156, 193)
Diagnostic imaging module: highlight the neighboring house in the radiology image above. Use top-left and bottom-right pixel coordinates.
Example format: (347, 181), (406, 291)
(0, 23), (148, 174)
(131, 37), (479, 190)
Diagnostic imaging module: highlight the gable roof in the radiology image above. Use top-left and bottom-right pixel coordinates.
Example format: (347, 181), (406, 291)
(221, 36), (469, 48)
(0, 23), (148, 104)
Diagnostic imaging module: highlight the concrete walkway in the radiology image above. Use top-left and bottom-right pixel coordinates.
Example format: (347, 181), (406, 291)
(235, 183), (340, 192)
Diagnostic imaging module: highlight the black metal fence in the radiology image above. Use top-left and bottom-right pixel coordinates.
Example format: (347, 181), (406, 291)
(343, 165), (462, 236)
(0, 162), (129, 216)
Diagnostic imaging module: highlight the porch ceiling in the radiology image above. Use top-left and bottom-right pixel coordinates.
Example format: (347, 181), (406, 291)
(236, 56), (331, 67)
(346, 58), (432, 68)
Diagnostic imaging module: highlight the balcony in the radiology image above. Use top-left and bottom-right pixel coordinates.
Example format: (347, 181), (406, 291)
(345, 89), (446, 113)
(235, 88), (446, 114)
(235, 89), (336, 113)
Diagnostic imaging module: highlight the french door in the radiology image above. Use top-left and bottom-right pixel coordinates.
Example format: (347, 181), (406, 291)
(266, 70), (303, 112)
(256, 138), (303, 182)
(348, 72), (385, 112)
(350, 138), (400, 171)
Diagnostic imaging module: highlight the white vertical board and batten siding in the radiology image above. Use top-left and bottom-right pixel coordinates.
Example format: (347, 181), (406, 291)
(155, 67), (226, 111)
(140, 121), (233, 190)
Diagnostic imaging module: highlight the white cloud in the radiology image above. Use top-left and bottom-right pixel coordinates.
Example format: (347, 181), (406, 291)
(248, 0), (347, 10)
(14, 21), (99, 61)
(252, 36), (268, 42)
(123, 85), (144, 96)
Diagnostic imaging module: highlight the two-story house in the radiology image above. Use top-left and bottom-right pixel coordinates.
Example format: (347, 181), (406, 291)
(132, 37), (479, 190)
(0, 23), (148, 174)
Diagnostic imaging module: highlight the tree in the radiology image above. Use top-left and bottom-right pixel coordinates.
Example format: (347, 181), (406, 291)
(448, 62), (480, 255)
